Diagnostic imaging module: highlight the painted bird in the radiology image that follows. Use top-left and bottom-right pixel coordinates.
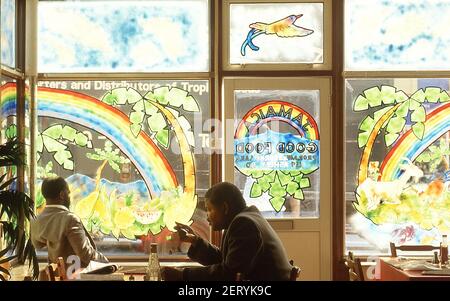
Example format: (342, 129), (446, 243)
(249, 14), (314, 38)
(240, 14), (314, 56)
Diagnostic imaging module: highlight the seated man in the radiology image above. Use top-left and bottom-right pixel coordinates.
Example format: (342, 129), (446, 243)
(162, 182), (292, 281)
(30, 177), (108, 268)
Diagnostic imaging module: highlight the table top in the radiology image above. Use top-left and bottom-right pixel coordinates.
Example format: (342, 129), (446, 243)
(379, 257), (450, 281)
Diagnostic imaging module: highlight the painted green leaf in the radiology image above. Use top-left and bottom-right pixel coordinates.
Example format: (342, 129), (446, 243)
(132, 100), (145, 112)
(250, 182), (263, 198)
(277, 171), (292, 186)
(257, 176), (271, 192)
(130, 111), (145, 124)
(250, 170), (265, 179)
(102, 87), (142, 105)
(424, 87), (441, 103)
(294, 189), (304, 200)
(358, 132), (370, 148)
(381, 85), (396, 105)
(411, 89), (425, 103)
(111, 228), (120, 240)
(364, 87), (382, 107)
(144, 101), (158, 115)
(386, 116), (406, 134)
(75, 133), (89, 147)
(43, 136), (66, 152)
(439, 91), (450, 103)
(353, 95), (369, 111)
(86, 153), (102, 161)
(408, 99), (421, 110)
(167, 88), (188, 108)
(5, 124), (17, 139)
(183, 96), (200, 112)
(270, 196), (285, 212)
(411, 106), (426, 123)
(373, 106), (394, 122)
(54, 150), (72, 166)
(61, 126), (77, 141)
(156, 129), (170, 149)
(269, 177), (285, 198)
(385, 133), (400, 147)
(147, 112), (166, 132)
(36, 136), (43, 153)
(359, 116), (375, 132)
(395, 101), (410, 118)
(416, 152), (431, 163)
(121, 229), (136, 240)
(412, 122), (425, 140)
(299, 178), (310, 189)
(109, 161), (121, 173)
(63, 160), (74, 170)
(130, 124), (141, 137)
(153, 87), (170, 105)
(43, 125), (63, 140)
(286, 182), (299, 195)
(288, 170), (302, 177)
(395, 91), (409, 103)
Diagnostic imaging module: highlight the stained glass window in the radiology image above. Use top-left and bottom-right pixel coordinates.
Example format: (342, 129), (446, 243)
(345, 78), (450, 255)
(34, 79), (210, 257)
(38, 0), (209, 72)
(0, 76), (17, 184)
(234, 90), (320, 218)
(1, 0), (16, 68)
(229, 3), (323, 64)
(345, 0), (450, 71)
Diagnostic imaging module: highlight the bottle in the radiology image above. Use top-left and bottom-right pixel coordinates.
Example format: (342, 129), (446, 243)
(440, 234), (448, 264)
(146, 243), (161, 281)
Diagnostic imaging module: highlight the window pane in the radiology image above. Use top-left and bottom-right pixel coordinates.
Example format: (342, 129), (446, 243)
(234, 90), (320, 218)
(1, 0), (16, 68)
(38, 0), (209, 72)
(345, 78), (450, 255)
(345, 0), (450, 71)
(36, 79), (210, 257)
(0, 77), (17, 185)
(229, 3), (323, 64)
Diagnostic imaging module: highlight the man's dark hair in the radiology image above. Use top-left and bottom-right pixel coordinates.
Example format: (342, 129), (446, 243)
(41, 177), (68, 200)
(205, 182), (246, 215)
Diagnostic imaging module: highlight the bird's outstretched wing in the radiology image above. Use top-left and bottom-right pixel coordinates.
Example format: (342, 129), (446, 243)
(276, 25), (314, 38)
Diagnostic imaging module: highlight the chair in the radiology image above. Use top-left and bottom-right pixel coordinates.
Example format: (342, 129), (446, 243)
(344, 252), (364, 281)
(43, 257), (67, 281)
(389, 242), (440, 257)
(45, 263), (58, 281)
(289, 260), (301, 281)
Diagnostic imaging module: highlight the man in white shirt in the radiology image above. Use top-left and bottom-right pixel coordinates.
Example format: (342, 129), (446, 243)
(30, 177), (108, 268)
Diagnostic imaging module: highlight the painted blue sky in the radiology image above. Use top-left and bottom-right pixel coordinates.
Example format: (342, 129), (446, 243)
(1, 0), (16, 68)
(346, 0), (450, 71)
(38, 1), (209, 72)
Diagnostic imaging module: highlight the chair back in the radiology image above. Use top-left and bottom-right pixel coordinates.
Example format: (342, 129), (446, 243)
(44, 257), (67, 281)
(57, 257), (67, 280)
(389, 242), (440, 257)
(45, 263), (58, 281)
(344, 252), (364, 281)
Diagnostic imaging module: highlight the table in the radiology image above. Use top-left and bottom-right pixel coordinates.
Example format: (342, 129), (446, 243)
(379, 257), (450, 281)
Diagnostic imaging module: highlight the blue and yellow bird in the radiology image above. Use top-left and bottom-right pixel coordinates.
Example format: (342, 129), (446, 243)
(241, 14), (314, 56)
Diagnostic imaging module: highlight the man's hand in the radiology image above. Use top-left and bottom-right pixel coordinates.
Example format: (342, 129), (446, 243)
(161, 266), (184, 281)
(175, 222), (199, 244)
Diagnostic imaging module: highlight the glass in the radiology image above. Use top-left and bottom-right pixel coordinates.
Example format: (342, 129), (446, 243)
(0, 76), (18, 183)
(36, 79), (211, 257)
(1, 0), (16, 68)
(345, 0), (450, 71)
(345, 78), (450, 255)
(38, 0), (209, 72)
(145, 243), (161, 281)
(234, 89), (320, 218)
(229, 3), (323, 64)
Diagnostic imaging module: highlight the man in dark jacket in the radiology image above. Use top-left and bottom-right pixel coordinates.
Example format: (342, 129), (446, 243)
(162, 182), (292, 281)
